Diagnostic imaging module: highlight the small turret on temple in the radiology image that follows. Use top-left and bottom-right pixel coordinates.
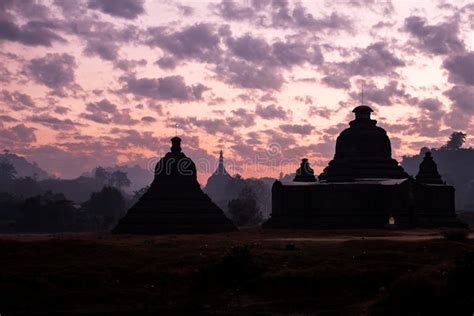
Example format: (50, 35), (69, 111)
(114, 137), (236, 234)
(293, 158), (317, 182)
(416, 152), (443, 184)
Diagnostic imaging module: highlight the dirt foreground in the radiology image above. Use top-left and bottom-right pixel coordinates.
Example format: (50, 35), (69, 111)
(0, 228), (473, 315)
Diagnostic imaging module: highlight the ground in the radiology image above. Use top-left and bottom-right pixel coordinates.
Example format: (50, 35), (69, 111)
(1, 228), (473, 315)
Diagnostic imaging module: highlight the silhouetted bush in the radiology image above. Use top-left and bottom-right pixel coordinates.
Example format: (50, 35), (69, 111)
(213, 245), (263, 285)
(441, 228), (469, 242)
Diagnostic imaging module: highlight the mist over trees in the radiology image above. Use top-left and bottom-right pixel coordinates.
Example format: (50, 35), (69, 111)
(94, 167), (132, 189)
(402, 132), (474, 211)
(205, 173), (272, 221)
(17, 192), (76, 233)
(228, 185), (263, 226)
(85, 165), (153, 193)
(0, 156), (133, 233)
(0, 149), (275, 232)
(81, 186), (127, 230)
(0, 160), (16, 180)
(0, 160), (42, 198)
(0, 150), (49, 180)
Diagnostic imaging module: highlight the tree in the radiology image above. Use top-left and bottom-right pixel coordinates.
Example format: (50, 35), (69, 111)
(17, 192), (76, 233)
(0, 192), (23, 222)
(94, 166), (109, 186)
(244, 179), (271, 216)
(93, 167), (131, 189)
(109, 170), (131, 189)
(11, 176), (42, 197)
(443, 132), (467, 150)
(227, 185), (263, 226)
(0, 160), (17, 181)
(81, 186), (126, 230)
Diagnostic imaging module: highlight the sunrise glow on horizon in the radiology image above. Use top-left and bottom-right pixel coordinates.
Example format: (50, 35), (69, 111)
(1, 0), (473, 184)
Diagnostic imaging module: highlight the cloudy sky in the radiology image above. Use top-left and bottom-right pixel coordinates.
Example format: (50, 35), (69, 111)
(0, 0), (473, 182)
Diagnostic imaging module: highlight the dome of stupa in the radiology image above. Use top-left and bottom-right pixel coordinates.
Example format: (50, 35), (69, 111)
(320, 105), (408, 182)
(334, 106), (392, 160)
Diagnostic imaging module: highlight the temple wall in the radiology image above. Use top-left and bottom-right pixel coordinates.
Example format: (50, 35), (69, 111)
(414, 185), (458, 226)
(265, 181), (461, 228)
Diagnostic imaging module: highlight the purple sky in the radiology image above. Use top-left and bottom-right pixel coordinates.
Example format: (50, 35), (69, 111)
(0, 0), (473, 183)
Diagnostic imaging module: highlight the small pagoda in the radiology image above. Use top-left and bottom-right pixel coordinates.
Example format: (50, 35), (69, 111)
(293, 158), (317, 182)
(113, 137), (237, 234)
(416, 152), (443, 184)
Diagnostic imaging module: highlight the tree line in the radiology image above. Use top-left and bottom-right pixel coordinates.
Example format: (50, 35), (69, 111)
(0, 164), (134, 233)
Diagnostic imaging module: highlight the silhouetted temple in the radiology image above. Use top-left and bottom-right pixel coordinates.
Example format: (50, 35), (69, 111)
(203, 150), (234, 210)
(265, 105), (465, 229)
(114, 137), (236, 234)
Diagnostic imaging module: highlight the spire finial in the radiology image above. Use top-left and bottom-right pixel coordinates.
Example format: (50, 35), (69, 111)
(217, 148), (225, 174)
(361, 82), (365, 105)
(175, 123), (179, 136)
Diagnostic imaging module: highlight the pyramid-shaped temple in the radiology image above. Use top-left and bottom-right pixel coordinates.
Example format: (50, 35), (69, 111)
(113, 137), (236, 234)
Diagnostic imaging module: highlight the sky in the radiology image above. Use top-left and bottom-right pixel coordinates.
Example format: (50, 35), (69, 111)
(0, 0), (473, 183)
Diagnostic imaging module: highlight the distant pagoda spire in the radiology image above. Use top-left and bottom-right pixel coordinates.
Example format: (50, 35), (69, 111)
(217, 149), (226, 175)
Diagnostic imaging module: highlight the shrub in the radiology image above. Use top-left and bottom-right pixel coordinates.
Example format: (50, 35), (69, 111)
(214, 245), (262, 284)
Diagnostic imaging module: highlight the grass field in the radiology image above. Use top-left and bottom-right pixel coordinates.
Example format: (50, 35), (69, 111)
(1, 228), (473, 315)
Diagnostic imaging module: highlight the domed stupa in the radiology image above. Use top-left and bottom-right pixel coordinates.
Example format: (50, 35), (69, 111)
(114, 137), (236, 234)
(320, 105), (408, 181)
